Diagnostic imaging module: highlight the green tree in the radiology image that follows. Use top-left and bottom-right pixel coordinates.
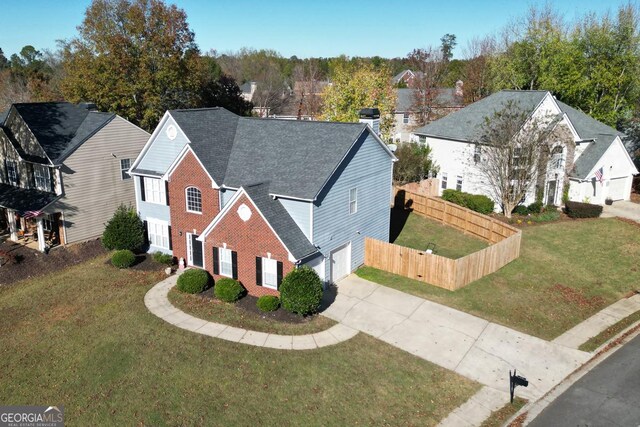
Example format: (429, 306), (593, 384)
(393, 142), (439, 184)
(440, 33), (457, 61)
(102, 205), (145, 252)
(61, 0), (206, 131)
(321, 62), (396, 139)
(0, 49), (8, 70)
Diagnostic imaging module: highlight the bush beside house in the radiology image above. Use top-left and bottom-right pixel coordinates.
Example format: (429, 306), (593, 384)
(280, 267), (324, 316)
(565, 201), (603, 218)
(257, 295), (280, 312)
(214, 278), (245, 302)
(102, 205), (146, 252)
(177, 269), (211, 294)
(441, 189), (495, 214)
(111, 250), (136, 268)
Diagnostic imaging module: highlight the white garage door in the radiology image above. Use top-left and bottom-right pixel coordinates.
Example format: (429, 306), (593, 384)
(608, 177), (629, 201)
(330, 242), (351, 283)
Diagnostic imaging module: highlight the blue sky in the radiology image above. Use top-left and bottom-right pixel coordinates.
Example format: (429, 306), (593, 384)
(0, 0), (630, 59)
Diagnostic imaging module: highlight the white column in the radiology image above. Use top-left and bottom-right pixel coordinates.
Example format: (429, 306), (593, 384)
(37, 217), (45, 252)
(7, 209), (18, 242)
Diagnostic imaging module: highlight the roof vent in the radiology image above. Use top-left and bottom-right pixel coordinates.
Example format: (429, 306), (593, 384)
(79, 102), (98, 111)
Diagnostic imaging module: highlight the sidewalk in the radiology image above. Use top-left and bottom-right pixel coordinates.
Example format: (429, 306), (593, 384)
(322, 275), (590, 401)
(144, 274), (358, 350)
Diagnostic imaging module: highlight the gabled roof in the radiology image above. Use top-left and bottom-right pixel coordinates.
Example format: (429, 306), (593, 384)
(395, 88), (463, 112)
(200, 182), (318, 261)
(413, 90), (550, 142)
(6, 102), (115, 164)
(165, 108), (376, 200)
(392, 70), (415, 85)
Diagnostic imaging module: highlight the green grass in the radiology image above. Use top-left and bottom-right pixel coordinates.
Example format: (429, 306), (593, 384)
(168, 288), (336, 335)
(0, 254), (479, 425)
(579, 309), (640, 352)
(392, 212), (488, 259)
(480, 397), (527, 427)
(358, 218), (640, 340)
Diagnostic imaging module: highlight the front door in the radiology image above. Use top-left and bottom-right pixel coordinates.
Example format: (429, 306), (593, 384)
(188, 233), (204, 267)
(547, 180), (557, 206)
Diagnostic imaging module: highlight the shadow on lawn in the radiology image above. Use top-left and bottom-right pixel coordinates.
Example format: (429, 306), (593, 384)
(390, 190), (413, 243)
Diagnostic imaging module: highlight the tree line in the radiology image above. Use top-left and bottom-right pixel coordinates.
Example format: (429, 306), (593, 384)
(1, 0), (639, 157)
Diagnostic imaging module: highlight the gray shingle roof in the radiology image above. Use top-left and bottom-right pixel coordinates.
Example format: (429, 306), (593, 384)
(555, 100), (623, 179)
(10, 103), (115, 163)
(244, 182), (318, 260)
(395, 88), (463, 112)
(0, 183), (60, 212)
(170, 108), (368, 200)
(413, 90), (549, 141)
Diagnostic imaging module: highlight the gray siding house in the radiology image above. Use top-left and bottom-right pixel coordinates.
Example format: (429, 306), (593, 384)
(130, 107), (395, 289)
(0, 102), (148, 251)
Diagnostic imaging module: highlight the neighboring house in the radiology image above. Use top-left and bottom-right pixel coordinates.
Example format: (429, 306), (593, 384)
(129, 107), (396, 296)
(393, 83), (464, 142)
(392, 69), (417, 87)
(412, 90), (639, 207)
(240, 81), (257, 102)
(0, 102), (149, 251)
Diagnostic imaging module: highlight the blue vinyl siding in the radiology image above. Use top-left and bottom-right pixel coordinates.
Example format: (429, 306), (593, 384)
(278, 197), (312, 240)
(134, 176), (172, 254)
(137, 116), (189, 174)
(220, 188), (237, 208)
(313, 131), (393, 281)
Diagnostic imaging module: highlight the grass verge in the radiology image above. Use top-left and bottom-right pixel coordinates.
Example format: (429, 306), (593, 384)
(480, 397), (527, 427)
(168, 288), (336, 335)
(579, 309), (640, 352)
(0, 254), (479, 425)
(358, 218), (640, 340)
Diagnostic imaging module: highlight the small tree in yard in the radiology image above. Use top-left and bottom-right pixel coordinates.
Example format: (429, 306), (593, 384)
(476, 100), (553, 218)
(102, 205), (145, 252)
(393, 142), (439, 184)
(279, 266), (323, 316)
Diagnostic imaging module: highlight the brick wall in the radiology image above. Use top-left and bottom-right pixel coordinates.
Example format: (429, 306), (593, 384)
(168, 150), (220, 266)
(204, 192), (294, 297)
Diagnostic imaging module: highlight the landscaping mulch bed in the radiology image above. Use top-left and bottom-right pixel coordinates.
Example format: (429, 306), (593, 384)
(196, 287), (309, 324)
(103, 252), (171, 272)
(0, 239), (107, 286)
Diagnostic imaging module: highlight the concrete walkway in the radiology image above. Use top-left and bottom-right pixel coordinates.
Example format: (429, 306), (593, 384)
(437, 386), (510, 427)
(144, 274), (358, 350)
(322, 275), (590, 401)
(553, 293), (640, 349)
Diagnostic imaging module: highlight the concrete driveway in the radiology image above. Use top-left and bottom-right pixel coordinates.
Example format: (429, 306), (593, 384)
(322, 275), (590, 400)
(601, 200), (640, 221)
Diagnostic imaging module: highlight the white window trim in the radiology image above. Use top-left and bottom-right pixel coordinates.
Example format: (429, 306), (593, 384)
(185, 186), (203, 214)
(349, 187), (358, 215)
(456, 175), (463, 192)
(262, 257), (278, 290)
(6, 160), (18, 186)
(147, 219), (169, 250)
(120, 158), (131, 180)
(441, 172), (448, 190)
(33, 164), (51, 191)
(219, 247), (233, 277)
(143, 177), (166, 205)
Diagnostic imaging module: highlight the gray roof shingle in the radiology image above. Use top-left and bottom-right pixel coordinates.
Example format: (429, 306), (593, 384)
(0, 183), (60, 212)
(413, 90), (549, 141)
(244, 182), (318, 260)
(9, 103), (114, 163)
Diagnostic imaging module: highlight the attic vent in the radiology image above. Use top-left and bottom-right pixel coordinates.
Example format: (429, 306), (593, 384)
(79, 102), (98, 111)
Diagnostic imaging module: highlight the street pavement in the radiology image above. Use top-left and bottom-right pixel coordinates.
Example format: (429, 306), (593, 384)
(529, 333), (640, 427)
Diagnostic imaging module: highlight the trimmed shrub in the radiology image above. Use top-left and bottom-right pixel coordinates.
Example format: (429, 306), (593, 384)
(527, 201), (543, 214)
(530, 210), (560, 222)
(280, 266), (324, 316)
(153, 251), (174, 266)
(512, 205), (529, 216)
(442, 189), (495, 214)
(214, 278), (244, 302)
(565, 201), (603, 219)
(257, 295), (280, 312)
(177, 269), (211, 294)
(102, 205), (145, 252)
(111, 249), (136, 268)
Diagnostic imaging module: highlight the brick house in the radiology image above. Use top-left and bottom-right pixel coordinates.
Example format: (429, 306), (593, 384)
(130, 107), (396, 296)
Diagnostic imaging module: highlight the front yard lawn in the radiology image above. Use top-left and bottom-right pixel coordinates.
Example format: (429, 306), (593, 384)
(358, 218), (640, 340)
(0, 254), (479, 425)
(391, 210), (488, 259)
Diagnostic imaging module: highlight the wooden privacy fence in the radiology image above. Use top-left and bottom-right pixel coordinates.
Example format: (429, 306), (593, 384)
(364, 188), (522, 291)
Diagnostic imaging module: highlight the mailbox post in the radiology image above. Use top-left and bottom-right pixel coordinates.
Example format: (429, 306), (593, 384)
(509, 369), (528, 403)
